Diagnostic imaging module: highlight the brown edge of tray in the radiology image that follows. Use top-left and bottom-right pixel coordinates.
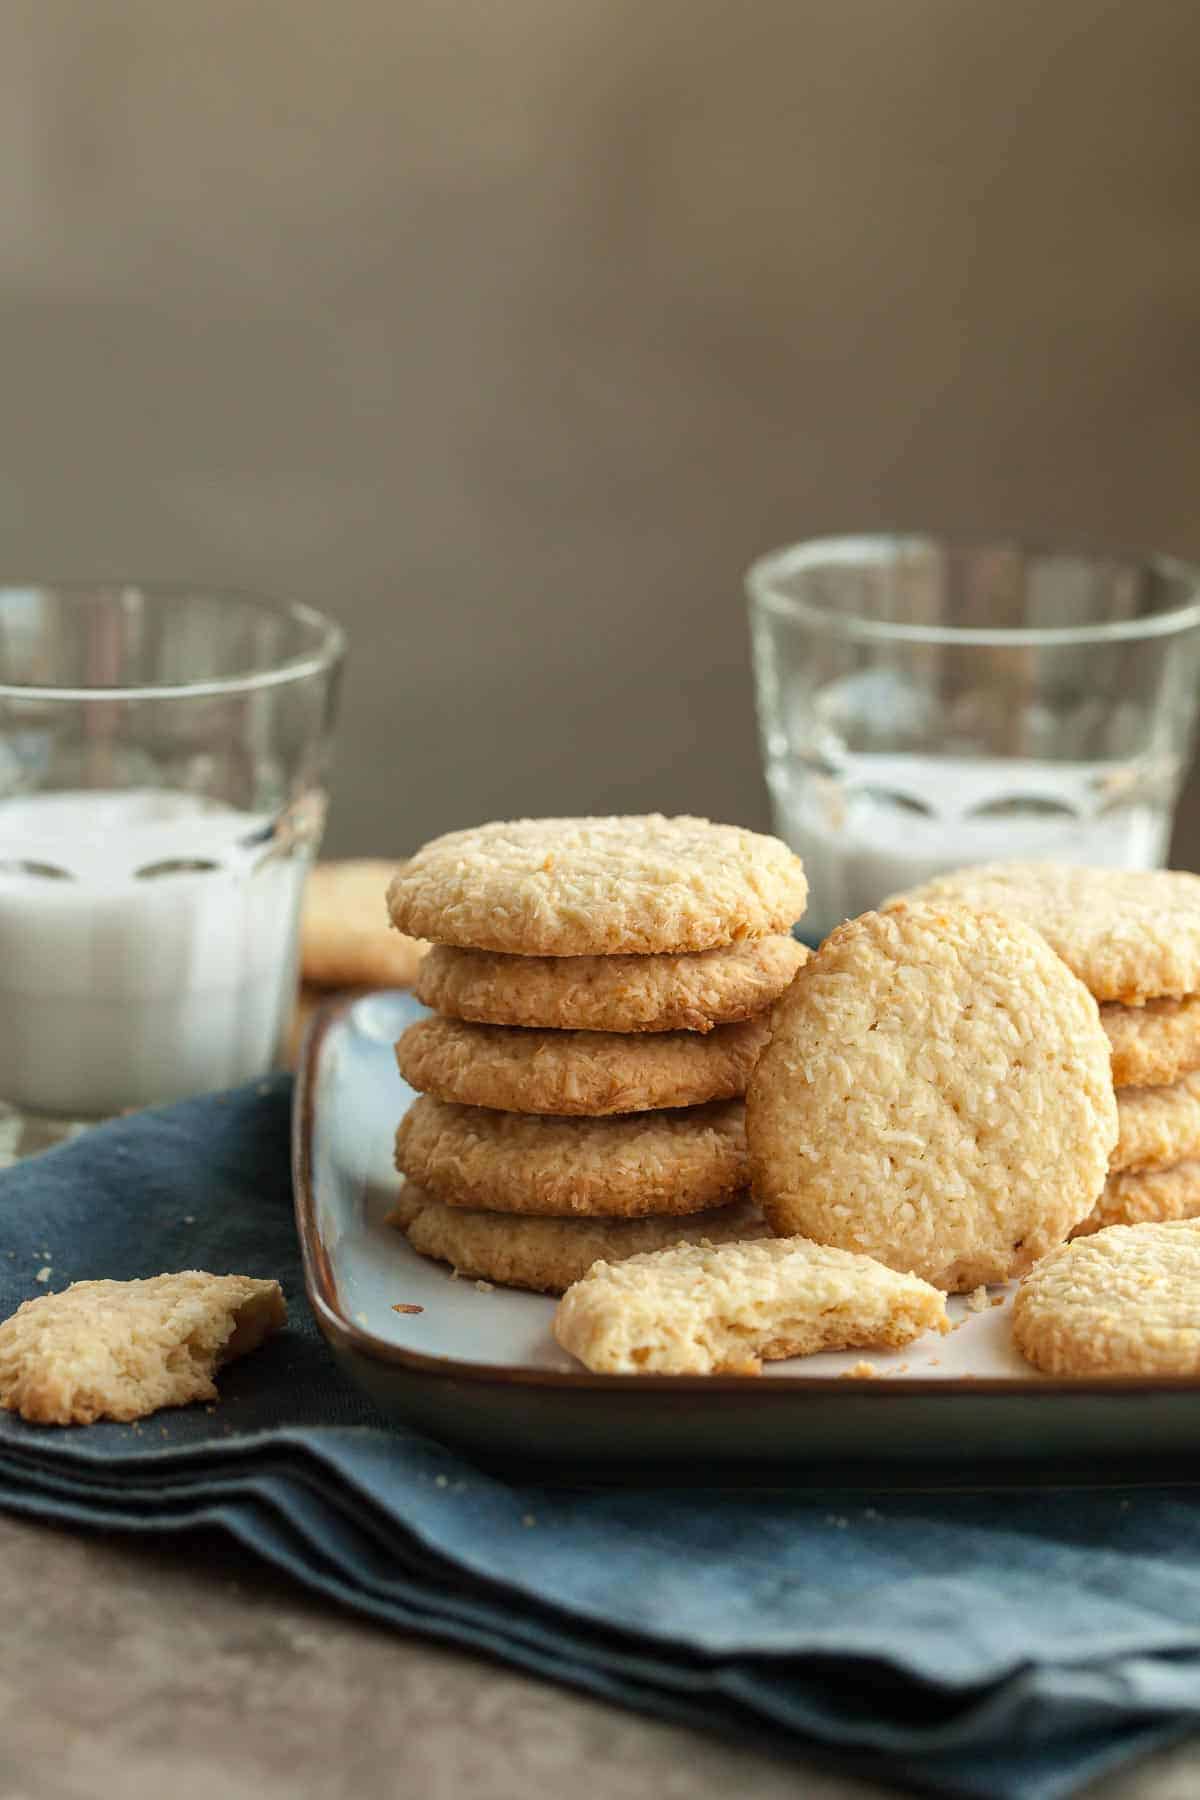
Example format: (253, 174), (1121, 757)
(291, 989), (1200, 1403)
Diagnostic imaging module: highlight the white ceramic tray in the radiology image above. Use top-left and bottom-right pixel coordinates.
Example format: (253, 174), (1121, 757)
(294, 991), (1200, 1467)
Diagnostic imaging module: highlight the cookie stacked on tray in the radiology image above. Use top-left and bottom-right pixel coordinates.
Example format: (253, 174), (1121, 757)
(889, 864), (1200, 1237)
(384, 816), (809, 1293)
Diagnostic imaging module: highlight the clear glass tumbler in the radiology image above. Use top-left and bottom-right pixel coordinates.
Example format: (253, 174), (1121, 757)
(747, 536), (1200, 943)
(0, 583), (343, 1160)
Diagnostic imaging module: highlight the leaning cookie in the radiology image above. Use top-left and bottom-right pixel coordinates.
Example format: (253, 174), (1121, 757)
(414, 937), (807, 1033)
(395, 1014), (769, 1115)
(553, 1236), (949, 1375)
(387, 1182), (769, 1294)
(885, 863), (1200, 1004)
(1102, 995), (1200, 1089)
(387, 815), (808, 956)
(395, 1095), (748, 1217)
(1012, 1221), (1200, 1376)
(1073, 1160), (1200, 1237)
(301, 859), (428, 989)
(0, 1273), (286, 1426)
(748, 904), (1117, 1291)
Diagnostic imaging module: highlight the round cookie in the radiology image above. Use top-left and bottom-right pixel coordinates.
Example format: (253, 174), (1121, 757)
(747, 905), (1117, 1291)
(301, 860), (428, 988)
(395, 1014), (769, 1115)
(414, 937), (807, 1033)
(386, 816), (808, 956)
(387, 1182), (769, 1294)
(884, 863), (1200, 1003)
(1102, 995), (1200, 1089)
(1073, 1160), (1200, 1238)
(1012, 1220), (1200, 1376)
(395, 1095), (748, 1218)
(1112, 1070), (1200, 1173)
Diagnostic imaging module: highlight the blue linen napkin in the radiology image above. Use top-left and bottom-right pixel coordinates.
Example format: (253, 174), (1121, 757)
(1, 1082), (1199, 1800)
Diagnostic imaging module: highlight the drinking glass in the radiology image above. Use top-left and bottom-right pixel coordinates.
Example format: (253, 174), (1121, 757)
(747, 536), (1200, 943)
(0, 583), (344, 1161)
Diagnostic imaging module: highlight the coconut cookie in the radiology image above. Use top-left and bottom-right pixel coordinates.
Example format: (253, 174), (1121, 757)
(395, 1095), (748, 1217)
(387, 1182), (769, 1294)
(553, 1236), (949, 1375)
(1012, 1221), (1200, 1376)
(386, 816), (808, 957)
(747, 905), (1117, 1291)
(0, 1273), (286, 1426)
(302, 860), (428, 989)
(884, 863), (1200, 1004)
(414, 937), (807, 1034)
(1112, 1070), (1200, 1173)
(1102, 995), (1200, 1090)
(1073, 1161), (1200, 1237)
(395, 1014), (769, 1115)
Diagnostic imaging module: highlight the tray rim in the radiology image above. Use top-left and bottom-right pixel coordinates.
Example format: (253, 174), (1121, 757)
(292, 989), (1200, 1401)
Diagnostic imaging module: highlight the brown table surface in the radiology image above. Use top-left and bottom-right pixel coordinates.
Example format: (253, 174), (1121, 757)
(1, 1511), (1193, 1800)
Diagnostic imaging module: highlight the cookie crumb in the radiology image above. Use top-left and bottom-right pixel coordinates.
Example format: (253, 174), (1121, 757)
(34, 1266), (51, 1285)
(842, 1360), (877, 1379)
(474, 1279), (494, 1293)
(966, 1285), (990, 1312)
(992, 1294), (1005, 1307)
(392, 1302), (424, 1315)
(435, 1474), (449, 1489)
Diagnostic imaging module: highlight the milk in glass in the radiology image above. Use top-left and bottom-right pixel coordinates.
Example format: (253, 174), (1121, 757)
(0, 790), (305, 1117)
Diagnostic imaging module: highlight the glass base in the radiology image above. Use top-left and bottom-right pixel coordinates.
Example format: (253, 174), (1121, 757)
(0, 1103), (91, 1170)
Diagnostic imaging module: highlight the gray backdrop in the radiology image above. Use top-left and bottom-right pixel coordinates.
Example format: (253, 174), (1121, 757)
(4, 0), (1199, 858)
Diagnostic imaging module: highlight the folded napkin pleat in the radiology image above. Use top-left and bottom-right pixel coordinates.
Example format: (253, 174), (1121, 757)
(1, 1078), (1199, 1800)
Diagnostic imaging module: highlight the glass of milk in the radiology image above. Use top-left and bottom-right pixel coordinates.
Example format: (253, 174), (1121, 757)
(747, 537), (1200, 943)
(0, 582), (343, 1159)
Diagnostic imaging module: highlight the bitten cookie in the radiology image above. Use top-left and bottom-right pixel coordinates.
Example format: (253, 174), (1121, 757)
(414, 937), (807, 1033)
(302, 860), (428, 988)
(1113, 1071), (1200, 1173)
(386, 816), (808, 956)
(747, 905), (1117, 1291)
(553, 1236), (949, 1375)
(388, 1182), (769, 1294)
(0, 1273), (286, 1426)
(395, 1014), (769, 1115)
(395, 1095), (748, 1217)
(1073, 1161), (1200, 1237)
(1102, 995), (1200, 1090)
(1012, 1221), (1200, 1376)
(884, 863), (1200, 1003)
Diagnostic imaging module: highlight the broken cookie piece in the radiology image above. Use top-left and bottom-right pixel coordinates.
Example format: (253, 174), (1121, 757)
(553, 1235), (948, 1376)
(0, 1271), (286, 1425)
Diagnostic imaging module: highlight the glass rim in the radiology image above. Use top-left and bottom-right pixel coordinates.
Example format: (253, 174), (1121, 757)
(745, 533), (1200, 647)
(0, 580), (346, 701)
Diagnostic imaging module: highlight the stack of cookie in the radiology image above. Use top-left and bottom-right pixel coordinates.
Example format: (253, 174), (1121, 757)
(888, 864), (1200, 1237)
(383, 816), (809, 1293)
